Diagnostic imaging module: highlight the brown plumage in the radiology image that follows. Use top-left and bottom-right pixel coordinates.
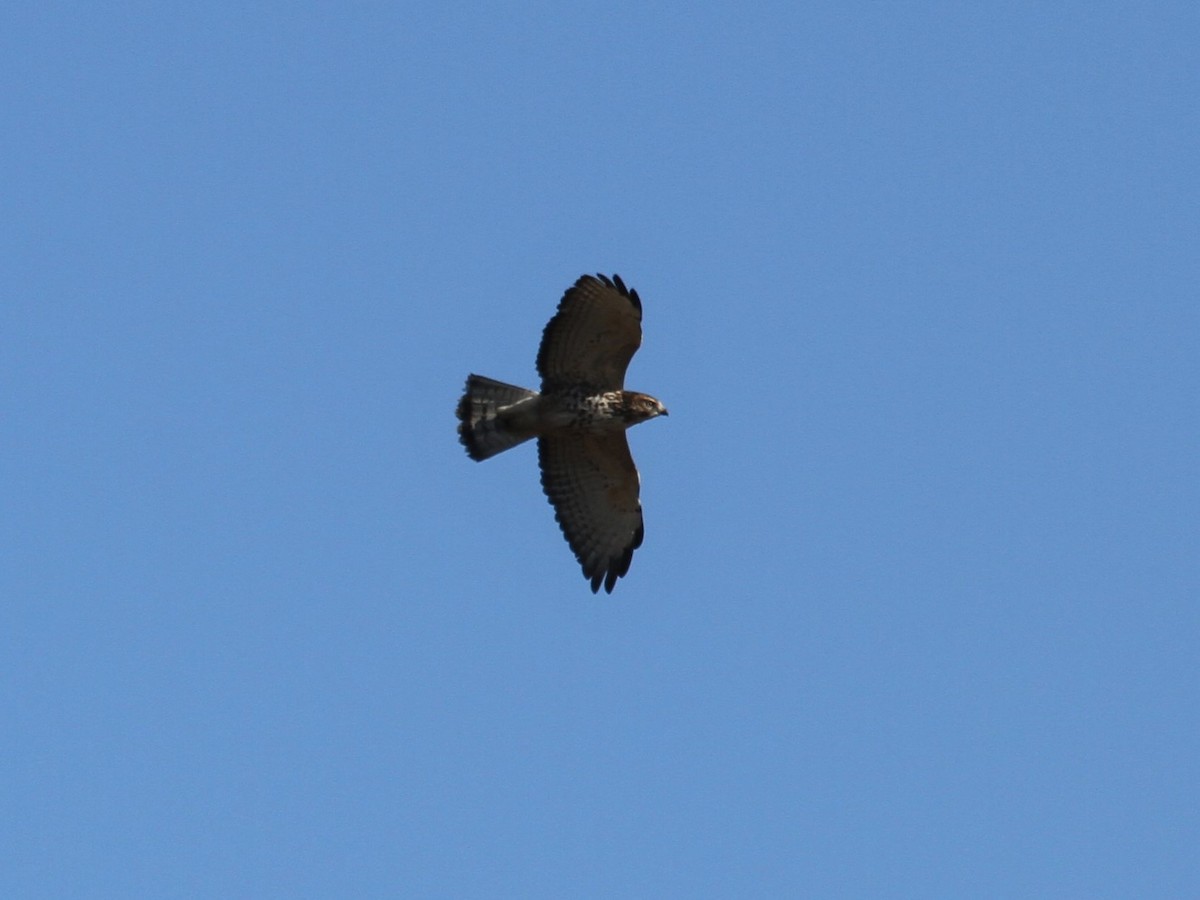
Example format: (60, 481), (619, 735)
(456, 274), (668, 593)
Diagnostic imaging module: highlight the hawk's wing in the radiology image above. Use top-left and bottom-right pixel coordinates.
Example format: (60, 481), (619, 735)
(538, 432), (644, 594)
(536, 274), (642, 391)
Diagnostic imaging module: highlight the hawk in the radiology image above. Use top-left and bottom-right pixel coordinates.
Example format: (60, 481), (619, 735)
(456, 273), (668, 593)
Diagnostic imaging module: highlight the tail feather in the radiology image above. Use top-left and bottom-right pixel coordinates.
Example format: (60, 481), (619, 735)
(456, 375), (539, 461)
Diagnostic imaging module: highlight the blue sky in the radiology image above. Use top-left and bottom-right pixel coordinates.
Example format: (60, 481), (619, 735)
(3, 2), (1197, 896)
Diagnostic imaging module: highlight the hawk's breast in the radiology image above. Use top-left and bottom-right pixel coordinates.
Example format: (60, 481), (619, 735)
(538, 388), (629, 432)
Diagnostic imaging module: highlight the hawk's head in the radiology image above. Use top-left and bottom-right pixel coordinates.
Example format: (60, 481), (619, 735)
(621, 391), (669, 425)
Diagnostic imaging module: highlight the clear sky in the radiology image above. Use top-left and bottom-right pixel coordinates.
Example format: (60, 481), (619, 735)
(4, 2), (1197, 897)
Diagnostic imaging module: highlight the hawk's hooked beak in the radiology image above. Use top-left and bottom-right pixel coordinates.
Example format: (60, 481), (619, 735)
(659, 405), (669, 417)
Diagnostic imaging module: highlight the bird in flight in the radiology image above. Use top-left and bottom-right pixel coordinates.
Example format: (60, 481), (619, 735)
(457, 273), (668, 593)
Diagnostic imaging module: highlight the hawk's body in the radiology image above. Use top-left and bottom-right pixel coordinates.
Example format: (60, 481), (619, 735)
(456, 274), (667, 593)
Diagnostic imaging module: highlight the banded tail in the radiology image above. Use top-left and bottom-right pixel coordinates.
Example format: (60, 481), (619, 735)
(456, 375), (540, 461)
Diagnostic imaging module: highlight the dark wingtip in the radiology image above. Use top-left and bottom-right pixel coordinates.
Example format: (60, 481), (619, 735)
(592, 272), (642, 314)
(581, 523), (644, 595)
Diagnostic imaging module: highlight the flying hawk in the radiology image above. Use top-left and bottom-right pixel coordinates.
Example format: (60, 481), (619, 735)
(456, 273), (668, 593)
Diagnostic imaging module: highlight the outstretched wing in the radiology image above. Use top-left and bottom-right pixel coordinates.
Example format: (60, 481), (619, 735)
(538, 432), (645, 594)
(536, 274), (642, 392)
